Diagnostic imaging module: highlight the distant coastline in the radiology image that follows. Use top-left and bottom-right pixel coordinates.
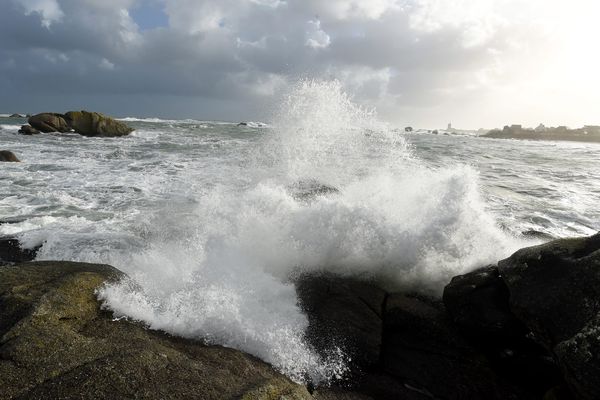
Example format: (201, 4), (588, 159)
(483, 124), (600, 143)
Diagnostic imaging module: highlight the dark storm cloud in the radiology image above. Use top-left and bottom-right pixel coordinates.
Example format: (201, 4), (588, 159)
(2, 0), (594, 128)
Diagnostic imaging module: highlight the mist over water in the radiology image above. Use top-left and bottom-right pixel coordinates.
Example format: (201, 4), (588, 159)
(1, 80), (597, 383)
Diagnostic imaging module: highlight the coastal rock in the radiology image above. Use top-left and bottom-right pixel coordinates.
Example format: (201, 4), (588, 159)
(296, 273), (386, 370)
(18, 124), (40, 135)
(498, 233), (600, 400)
(443, 266), (564, 395)
(0, 236), (40, 264)
(0, 261), (312, 400)
(28, 113), (71, 133)
(0, 151), (20, 162)
(64, 110), (134, 137)
(9, 114), (23, 118)
(381, 293), (530, 400)
(443, 265), (527, 341)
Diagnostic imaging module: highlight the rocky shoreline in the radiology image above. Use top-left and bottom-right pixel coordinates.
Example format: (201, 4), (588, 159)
(1, 234), (599, 399)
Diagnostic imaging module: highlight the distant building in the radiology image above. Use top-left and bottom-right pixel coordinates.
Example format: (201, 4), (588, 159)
(535, 123), (546, 132)
(447, 123), (452, 130)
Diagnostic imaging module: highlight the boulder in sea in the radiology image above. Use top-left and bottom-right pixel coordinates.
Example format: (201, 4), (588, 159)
(18, 125), (40, 135)
(404, 126), (413, 132)
(0, 150), (20, 162)
(28, 113), (71, 133)
(9, 113), (23, 118)
(288, 179), (339, 202)
(64, 110), (134, 137)
(0, 261), (312, 400)
(498, 233), (600, 400)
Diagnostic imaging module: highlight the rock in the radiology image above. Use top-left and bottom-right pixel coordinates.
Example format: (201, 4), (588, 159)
(404, 127), (413, 132)
(381, 292), (531, 400)
(0, 261), (312, 400)
(288, 180), (340, 202)
(498, 233), (600, 400)
(296, 273), (386, 370)
(443, 266), (564, 395)
(18, 125), (40, 135)
(238, 122), (249, 126)
(64, 110), (134, 137)
(0, 151), (20, 162)
(0, 236), (40, 264)
(9, 114), (23, 118)
(28, 113), (71, 133)
(443, 265), (527, 342)
(521, 230), (555, 241)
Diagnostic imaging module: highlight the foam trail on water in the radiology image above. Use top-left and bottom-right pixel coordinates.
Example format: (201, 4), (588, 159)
(95, 79), (525, 384)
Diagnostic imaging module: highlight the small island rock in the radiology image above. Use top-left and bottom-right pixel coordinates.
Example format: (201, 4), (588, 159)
(64, 110), (134, 137)
(18, 125), (40, 135)
(28, 113), (71, 133)
(0, 150), (20, 162)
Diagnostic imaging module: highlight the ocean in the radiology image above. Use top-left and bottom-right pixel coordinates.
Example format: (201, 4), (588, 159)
(1, 81), (599, 384)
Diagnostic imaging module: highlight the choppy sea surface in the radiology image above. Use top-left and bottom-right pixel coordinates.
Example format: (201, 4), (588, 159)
(1, 81), (599, 383)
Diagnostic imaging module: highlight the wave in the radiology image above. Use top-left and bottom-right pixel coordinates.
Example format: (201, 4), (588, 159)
(57, 80), (525, 385)
(0, 124), (22, 131)
(117, 117), (208, 124)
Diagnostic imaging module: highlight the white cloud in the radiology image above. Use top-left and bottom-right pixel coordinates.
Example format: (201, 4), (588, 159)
(305, 20), (331, 49)
(13, 0), (64, 27)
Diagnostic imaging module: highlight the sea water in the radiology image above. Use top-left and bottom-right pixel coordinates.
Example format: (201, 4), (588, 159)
(1, 80), (598, 383)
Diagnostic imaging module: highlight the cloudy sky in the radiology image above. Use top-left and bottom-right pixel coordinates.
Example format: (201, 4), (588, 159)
(2, 0), (599, 129)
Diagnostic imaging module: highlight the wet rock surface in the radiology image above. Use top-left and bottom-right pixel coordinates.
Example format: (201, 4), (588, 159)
(499, 234), (600, 400)
(0, 262), (312, 400)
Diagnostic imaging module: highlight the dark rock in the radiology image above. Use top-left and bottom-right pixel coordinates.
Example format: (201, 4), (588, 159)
(443, 265), (527, 341)
(0, 261), (312, 400)
(0, 236), (40, 263)
(28, 113), (71, 133)
(0, 151), (20, 162)
(18, 125), (40, 135)
(296, 273), (385, 370)
(521, 230), (555, 241)
(381, 292), (531, 399)
(444, 265), (565, 396)
(499, 233), (600, 400)
(404, 127), (413, 132)
(289, 180), (340, 202)
(64, 110), (134, 137)
(238, 122), (248, 126)
(9, 114), (23, 118)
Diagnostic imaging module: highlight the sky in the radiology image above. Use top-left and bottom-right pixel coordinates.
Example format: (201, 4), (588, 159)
(1, 0), (599, 129)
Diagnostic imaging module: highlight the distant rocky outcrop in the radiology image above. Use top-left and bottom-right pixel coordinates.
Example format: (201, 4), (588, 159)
(0, 150), (20, 162)
(9, 114), (23, 118)
(0, 262), (312, 400)
(18, 125), (40, 135)
(26, 111), (133, 137)
(484, 124), (600, 143)
(28, 113), (71, 133)
(63, 110), (134, 137)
